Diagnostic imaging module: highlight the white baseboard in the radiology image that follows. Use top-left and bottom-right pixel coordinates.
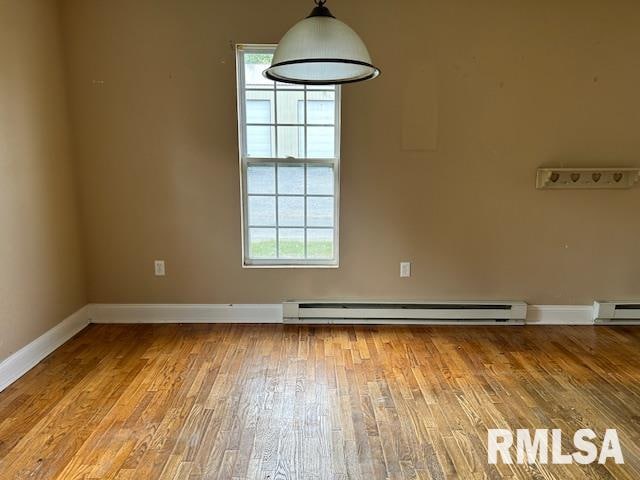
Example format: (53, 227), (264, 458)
(526, 305), (594, 325)
(0, 306), (90, 392)
(88, 303), (283, 324)
(88, 303), (597, 326)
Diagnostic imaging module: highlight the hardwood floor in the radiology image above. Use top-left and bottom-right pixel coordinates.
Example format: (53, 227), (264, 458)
(0, 324), (639, 479)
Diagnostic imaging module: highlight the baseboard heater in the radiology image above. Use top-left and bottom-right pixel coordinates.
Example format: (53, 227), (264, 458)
(282, 300), (527, 325)
(593, 301), (640, 325)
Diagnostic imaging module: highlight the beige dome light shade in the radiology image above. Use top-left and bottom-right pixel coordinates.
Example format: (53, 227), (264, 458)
(264, 0), (380, 85)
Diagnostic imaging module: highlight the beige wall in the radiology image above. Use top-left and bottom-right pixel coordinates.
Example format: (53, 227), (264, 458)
(0, 0), (86, 360)
(60, 0), (640, 306)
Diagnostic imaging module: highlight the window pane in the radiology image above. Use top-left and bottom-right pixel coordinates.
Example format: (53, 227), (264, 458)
(279, 228), (305, 259)
(277, 90), (305, 124)
(307, 92), (335, 124)
(307, 84), (336, 91)
(307, 166), (334, 195)
(275, 81), (303, 90)
(307, 228), (333, 259)
(249, 228), (276, 258)
(277, 126), (305, 158)
(246, 92), (274, 124)
(248, 196), (275, 226)
(307, 126), (334, 158)
(277, 164), (304, 194)
(247, 165), (275, 194)
(307, 197), (333, 227)
(278, 196), (304, 226)
(246, 126), (274, 157)
(244, 52), (273, 88)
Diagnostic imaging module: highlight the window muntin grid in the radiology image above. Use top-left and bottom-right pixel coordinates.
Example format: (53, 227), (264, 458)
(237, 45), (340, 267)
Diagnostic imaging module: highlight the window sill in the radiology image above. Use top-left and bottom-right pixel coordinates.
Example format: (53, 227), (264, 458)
(242, 262), (339, 269)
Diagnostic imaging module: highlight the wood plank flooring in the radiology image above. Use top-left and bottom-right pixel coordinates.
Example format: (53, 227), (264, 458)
(0, 324), (639, 479)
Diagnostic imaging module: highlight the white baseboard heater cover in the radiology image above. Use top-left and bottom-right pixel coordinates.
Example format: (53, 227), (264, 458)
(593, 301), (640, 325)
(283, 300), (527, 325)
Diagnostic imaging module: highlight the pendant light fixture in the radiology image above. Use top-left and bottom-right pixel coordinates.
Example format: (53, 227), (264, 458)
(264, 0), (380, 85)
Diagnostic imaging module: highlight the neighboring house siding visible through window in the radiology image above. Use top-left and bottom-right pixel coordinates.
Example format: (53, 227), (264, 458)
(246, 99), (272, 157)
(297, 100), (335, 159)
(236, 45), (341, 267)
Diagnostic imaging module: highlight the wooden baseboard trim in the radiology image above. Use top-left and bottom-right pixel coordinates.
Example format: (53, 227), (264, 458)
(525, 305), (594, 325)
(88, 303), (283, 324)
(0, 306), (89, 392)
(89, 303), (598, 326)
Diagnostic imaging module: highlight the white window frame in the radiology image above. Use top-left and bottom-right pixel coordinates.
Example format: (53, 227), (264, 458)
(236, 44), (341, 268)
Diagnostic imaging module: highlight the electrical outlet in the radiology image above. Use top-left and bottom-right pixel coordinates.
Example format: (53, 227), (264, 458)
(400, 262), (411, 278)
(154, 260), (166, 276)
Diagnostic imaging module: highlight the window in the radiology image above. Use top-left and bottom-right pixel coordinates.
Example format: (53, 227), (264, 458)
(236, 45), (340, 267)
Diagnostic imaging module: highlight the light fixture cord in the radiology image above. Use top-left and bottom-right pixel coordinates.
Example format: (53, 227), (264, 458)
(315, 0), (326, 6)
